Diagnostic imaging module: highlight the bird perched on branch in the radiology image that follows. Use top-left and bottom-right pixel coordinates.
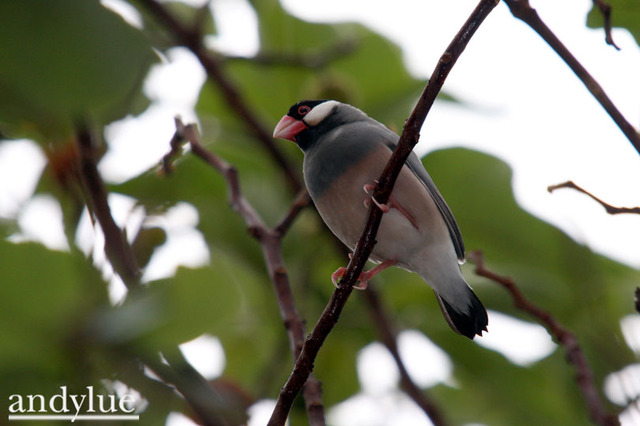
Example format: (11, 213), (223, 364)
(273, 100), (488, 339)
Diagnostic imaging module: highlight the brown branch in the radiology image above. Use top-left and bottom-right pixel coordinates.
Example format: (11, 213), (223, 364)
(363, 287), (447, 426)
(468, 251), (619, 426)
(141, 349), (238, 426)
(502, 0), (640, 155)
(165, 118), (325, 425)
(268, 1), (500, 424)
(75, 123), (142, 290)
(274, 190), (312, 237)
(592, 0), (621, 50)
(76, 123), (237, 425)
(548, 180), (640, 214)
(138, 0), (303, 193)
(327, 230), (446, 423)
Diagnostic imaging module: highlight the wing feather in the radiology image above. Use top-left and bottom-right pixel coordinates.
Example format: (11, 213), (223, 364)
(380, 133), (466, 261)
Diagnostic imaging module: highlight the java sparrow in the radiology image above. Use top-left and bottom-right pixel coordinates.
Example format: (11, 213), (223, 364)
(273, 100), (488, 339)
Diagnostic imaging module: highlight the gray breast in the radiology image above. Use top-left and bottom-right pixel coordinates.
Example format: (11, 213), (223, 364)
(303, 123), (388, 198)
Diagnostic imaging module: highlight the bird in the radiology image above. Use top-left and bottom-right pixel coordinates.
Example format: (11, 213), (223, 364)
(273, 100), (488, 339)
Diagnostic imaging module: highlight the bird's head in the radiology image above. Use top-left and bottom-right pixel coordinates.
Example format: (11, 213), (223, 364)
(273, 100), (366, 150)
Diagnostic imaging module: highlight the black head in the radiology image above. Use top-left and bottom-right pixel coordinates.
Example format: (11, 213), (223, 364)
(286, 100), (330, 121)
(274, 100), (364, 150)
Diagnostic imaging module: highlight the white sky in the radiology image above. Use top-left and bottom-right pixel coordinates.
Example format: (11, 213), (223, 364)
(1, 0), (639, 424)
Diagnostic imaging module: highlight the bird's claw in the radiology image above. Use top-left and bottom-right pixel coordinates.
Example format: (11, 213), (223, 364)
(363, 182), (419, 229)
(363, 182), (390, 212)
(331, 267), (369, 290)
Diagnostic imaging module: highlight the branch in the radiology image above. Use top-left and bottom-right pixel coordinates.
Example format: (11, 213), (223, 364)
(268, 1), (500, 424)
(548, 180), (640, 214)
(76, 123), (239, 425)
(138, 0), (303, 193)
(141, 350), (235, 426)
(502, 0), (640, 155)
(468, 251), (619, 426)
(164, 118), (325, 425)
(363, 287), (447, 426)
(328, 234), (447, 423)
(75, 123), (142, 290)
(274, 190), (312, 237)
(592, 0), (621, 50)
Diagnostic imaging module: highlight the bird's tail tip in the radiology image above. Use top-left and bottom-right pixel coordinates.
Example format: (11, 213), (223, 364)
(436, 290), (488, 340)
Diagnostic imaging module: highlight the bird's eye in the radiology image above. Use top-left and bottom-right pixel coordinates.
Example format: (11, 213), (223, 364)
(298, 105), (311, 116)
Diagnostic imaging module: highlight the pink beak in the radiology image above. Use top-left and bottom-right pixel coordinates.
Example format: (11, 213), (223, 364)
(273, 115), (307, 142)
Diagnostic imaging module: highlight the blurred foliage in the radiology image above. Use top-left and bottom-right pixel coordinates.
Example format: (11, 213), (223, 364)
(0, 0), (157, 139)
(0, 0), (638, 425)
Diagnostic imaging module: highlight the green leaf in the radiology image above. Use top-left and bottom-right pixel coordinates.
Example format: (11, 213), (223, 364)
(0, 240), (108, 396)
(0, 0), (157, 138)
(89, 258), (246, 351)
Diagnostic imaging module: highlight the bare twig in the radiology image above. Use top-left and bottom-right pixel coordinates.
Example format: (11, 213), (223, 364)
(76, 123), (238, 425)
(363, 287), (447, 426)
(268, 1), (500, 424)
(468, 251), (619, 426)
(502, 0), (640, 155)
(165, 118), (325, 425)
(592, 0), (621, 50)
(327, 234), (446, 423)
(141, 349), (236, 426)
(274, 190), (312, 237)
(75, 123), (142, 290)
(138, 0), (303, 193)
(548, 180), (640, 214)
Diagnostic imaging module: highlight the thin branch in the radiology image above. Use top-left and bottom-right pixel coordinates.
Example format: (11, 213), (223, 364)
(548, 180), (640, 214)
(468, 251), (619, 426)
(138, 0), (303, 193)
(268, 1), (500, 424)
(363, 287), (447, 426)
(141, 350), (233, 426)
(326, 232), (446, 423)
(274, 190), (312, 237)
(165, 118), (325, 425)
(502, 0), (640, 155)
(75, 123), (142, 290)
(76, 123), (236, 425)
(592, 0), (621, 50)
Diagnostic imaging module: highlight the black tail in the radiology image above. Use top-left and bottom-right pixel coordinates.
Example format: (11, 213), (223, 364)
(436, 290), (488, 339)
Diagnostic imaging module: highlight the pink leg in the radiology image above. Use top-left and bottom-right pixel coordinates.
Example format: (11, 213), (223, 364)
(331, 267), (348, 287)
(363, 183), (418, 229)
(331, 259), (397, 290)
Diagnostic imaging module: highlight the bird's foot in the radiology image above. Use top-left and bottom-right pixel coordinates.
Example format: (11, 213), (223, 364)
(331, 267), (369, 290)
(331, 259), (397, 290)
(363, 182), (390, 213)
(363, 182), (419, 229)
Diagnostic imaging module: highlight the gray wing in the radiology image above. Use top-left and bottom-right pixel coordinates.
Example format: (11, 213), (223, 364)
(379, 129), (466, 261)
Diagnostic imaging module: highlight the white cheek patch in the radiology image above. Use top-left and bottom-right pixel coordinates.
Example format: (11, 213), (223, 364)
(304, 100), (340, 126)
